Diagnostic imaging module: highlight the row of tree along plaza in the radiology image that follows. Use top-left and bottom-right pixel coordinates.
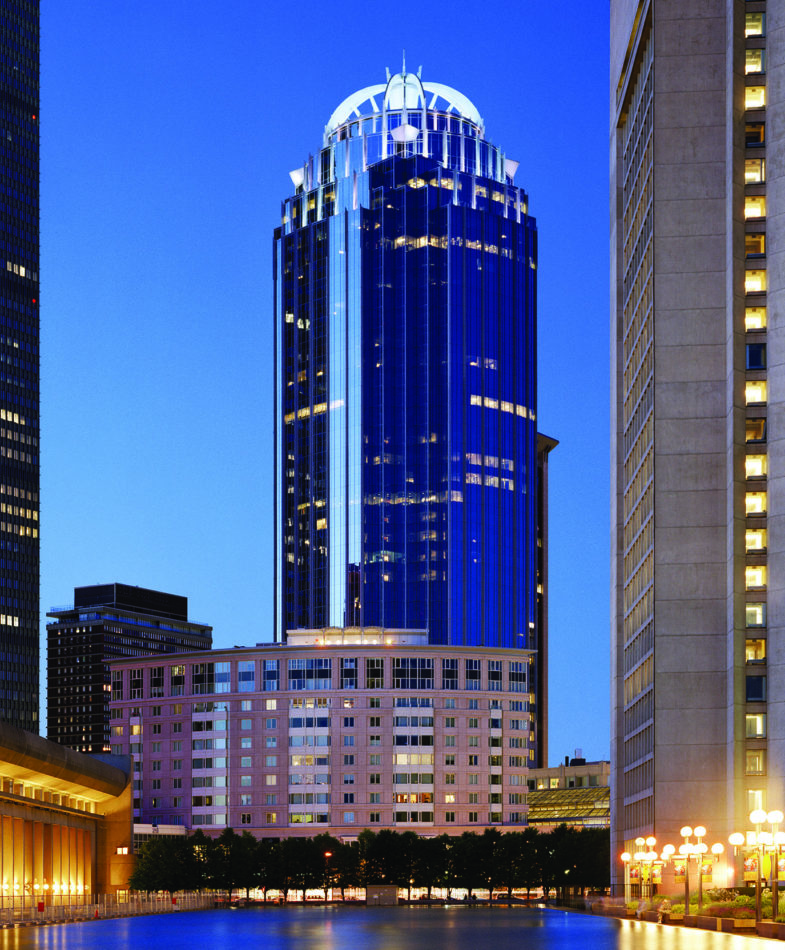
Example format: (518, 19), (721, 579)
(129, 826), (610, 903)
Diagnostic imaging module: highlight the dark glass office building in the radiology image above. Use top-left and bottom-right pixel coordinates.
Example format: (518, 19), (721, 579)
(0, 1), (39, 730)
(47, 584), (213, 753)
(274, 68), (537, 650)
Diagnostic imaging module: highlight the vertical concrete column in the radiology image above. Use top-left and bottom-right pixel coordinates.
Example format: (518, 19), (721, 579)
(42, 823), (52, 900)
(69, 826), (77, 897)
(12, 818), (23, 900)
(23, 820), (32, 905)
(763, 0), (785, 808)
(0, 815), (9, 905)
(32, 820), (43, 890)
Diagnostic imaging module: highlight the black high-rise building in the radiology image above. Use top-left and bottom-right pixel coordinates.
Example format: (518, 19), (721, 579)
(0, 1), (39, 731)
(47, 584), (212, 753)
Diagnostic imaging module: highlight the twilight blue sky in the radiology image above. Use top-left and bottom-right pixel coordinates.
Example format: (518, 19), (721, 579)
(40, 1), (610, 764)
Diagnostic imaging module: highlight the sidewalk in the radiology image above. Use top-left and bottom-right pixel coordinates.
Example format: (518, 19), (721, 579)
(0, 894), (215, 928)
(584, 899), (785, 940)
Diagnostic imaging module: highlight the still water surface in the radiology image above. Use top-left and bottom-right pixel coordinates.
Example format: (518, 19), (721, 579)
(0, 906), (778, 950)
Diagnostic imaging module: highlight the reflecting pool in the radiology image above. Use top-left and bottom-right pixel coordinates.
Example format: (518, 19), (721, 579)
(0, 906), (778, 950)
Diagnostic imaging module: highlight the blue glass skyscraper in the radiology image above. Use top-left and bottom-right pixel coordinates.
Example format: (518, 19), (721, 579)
(274, 67), (537, 650)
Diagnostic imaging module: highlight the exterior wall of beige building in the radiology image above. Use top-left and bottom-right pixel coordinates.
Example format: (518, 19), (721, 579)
(611, 0), (774, 892)
(108, 632), (537, 838)
(0, 722), (132, 903)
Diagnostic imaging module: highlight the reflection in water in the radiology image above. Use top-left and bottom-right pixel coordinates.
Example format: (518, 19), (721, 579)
(0, 908), (779, 950)
(616, 918), (773, 950)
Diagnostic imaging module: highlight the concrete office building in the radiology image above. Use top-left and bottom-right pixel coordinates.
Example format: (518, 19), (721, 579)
(611, 0), (778, 889)
(47, 584), (212, 754)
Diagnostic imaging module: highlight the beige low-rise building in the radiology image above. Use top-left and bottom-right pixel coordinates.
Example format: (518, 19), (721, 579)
(108, 630), (538, 838)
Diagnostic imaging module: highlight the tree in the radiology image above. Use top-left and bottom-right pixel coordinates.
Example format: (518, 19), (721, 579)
(572, 828), (610, 892)
(312, 833), (342, 899)
(415, 835), (451, 899)
(450, 833), (481, 898)
(128, 834), (203, 895)
(206, 828), (261, 899)
(509, 827), (541, 898)
(477, 828), (506, 897)
(542, 824), (580, 900)
(331, 839), (361, 898)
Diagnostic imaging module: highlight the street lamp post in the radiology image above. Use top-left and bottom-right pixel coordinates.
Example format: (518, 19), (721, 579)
(620, 836), (659, 901)
(734, 808), (785, 920)
(693, 827), (709, 911)
(733, 809), (785, 921)
(675, 825), (723, 914)
(323, 851), (333, 903)
(769, 811), (784, 919)
(751, 810), (767, 921)
(678, 826), (696, 914)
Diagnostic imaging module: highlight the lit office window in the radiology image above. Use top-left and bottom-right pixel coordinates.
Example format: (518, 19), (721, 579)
(745, 195), (767, 219)
(745, 750), (766, 775)
(745, 306), (766, 330)
(745, 159), (766, 185)
(745, 270), (767, 293)
(745, 86), (766, 110)
(746, 713), (766, 738)
(745, 381), (767, 405)
(746, 49), (765, 74)
(746, 528), (766, 552)
(746, 604), (766, 629)
(745, 455), (766, 479)
(745, 565), (767, 590)
(745, 12), (765, 37)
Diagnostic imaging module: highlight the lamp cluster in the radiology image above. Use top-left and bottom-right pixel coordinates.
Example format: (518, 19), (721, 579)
(729, 809), (785, 921)
(618, 810), (785, 923)
(619, 824), (724, 910)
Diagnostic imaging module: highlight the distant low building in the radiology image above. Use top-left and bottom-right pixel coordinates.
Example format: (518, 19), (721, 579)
(526, 757), (610, 830)
(47, 584), (212, 754)
(0, 721), (132, 902)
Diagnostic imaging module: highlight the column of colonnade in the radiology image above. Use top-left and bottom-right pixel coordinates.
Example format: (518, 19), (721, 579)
(0, 812), (94, 905)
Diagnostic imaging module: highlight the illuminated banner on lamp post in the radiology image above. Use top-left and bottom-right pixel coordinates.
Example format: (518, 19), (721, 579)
(701, 858), (713, 884)
(744, 854), (758, 883)
(674, 858), (686, 885)
(629, 866), (640, 882)
(653, 864), (662, 885)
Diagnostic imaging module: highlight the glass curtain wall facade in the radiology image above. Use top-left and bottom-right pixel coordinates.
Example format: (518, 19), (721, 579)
(0, 1), (39, 731)
(274, 68), (537, 650)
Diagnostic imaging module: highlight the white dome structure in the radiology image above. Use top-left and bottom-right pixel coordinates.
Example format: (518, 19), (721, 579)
(324, 64), (484, 142)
